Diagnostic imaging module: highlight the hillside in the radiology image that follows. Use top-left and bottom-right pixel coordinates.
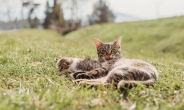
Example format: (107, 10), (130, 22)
(66, 16), (184, 58)
(0, 17), (184, 109)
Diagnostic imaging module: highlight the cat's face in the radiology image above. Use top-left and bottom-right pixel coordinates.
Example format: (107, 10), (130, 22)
(94, 37), (122, 63)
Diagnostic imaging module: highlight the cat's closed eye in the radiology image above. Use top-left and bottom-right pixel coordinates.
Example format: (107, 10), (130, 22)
(101, 50), (106, 53)
(111, 49), (117, 53)
(99, 50), (107, 56)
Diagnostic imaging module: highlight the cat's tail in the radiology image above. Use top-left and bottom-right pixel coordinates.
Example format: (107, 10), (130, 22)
(117, 78), (156, 89)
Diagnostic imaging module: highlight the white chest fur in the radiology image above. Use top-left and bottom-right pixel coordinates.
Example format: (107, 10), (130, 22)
(68, 58), (83, 72)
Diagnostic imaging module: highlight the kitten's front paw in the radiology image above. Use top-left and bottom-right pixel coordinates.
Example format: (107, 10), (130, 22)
(74, 72), (91, 79)
(73, 72), (85, 79)
(77, 74), (91, 79)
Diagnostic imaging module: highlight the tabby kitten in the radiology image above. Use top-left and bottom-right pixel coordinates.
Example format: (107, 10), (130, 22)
(74, 37), (158, 88)
(57, 57), (101, 75)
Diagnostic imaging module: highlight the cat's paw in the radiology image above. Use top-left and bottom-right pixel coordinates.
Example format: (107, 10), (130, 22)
(73, 72), (91, 79)
(77, 74), (91, 79)
(73, 72), (86, 79)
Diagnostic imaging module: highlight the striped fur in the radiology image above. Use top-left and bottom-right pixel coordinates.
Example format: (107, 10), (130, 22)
(57, 57), (101, 75)
(75, 37), (159, 88)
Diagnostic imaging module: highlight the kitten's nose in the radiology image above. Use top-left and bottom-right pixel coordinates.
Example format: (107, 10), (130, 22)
(105, 55), (111, 60)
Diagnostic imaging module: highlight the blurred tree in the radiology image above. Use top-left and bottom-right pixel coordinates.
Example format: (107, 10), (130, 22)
(61, 0), (90, 27)
(21, 0), (40, 28)
(89, 0), (114, 25)
(63, 0), (81, 28)
(29, 17), (40, 28)
(43, 0), (65, 34)
(43, 0), (86, 35)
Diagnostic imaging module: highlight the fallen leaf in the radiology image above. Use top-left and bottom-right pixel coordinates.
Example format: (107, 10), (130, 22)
(91, 98), (104, 106)
(31, 62), (42, 66)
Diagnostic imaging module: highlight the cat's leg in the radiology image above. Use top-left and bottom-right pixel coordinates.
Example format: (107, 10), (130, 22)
(73, 67), (109, 79)
(117, 78), (156, 88)
(76, 77), (156, 88)
(80, 81), (110, 86)
(75, 76), (107, 82)
(75, 78), (110, 86)
(75, 79), (98, 82)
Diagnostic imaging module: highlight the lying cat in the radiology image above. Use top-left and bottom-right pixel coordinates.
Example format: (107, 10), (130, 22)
(57, 57), (101, 76)
(74, 37), (159, 88)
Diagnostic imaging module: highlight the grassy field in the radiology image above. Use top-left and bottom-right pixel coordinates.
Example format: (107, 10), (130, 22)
(0, 16), (184, 110)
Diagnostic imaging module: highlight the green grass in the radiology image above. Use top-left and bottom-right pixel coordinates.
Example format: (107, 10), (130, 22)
(0, 16), (184, 109)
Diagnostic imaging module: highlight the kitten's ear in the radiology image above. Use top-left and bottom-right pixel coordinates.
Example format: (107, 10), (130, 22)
(114, 36), (122, 48)
(94, 38), (103, 49)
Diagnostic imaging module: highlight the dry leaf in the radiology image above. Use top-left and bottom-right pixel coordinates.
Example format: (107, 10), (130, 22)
(91, 98), (104, 106)
(31, 62), (42, 66)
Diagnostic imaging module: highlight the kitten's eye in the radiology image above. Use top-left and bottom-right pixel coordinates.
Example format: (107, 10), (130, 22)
(101, 50), (107, 54)
(112, 49), (117, 53)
